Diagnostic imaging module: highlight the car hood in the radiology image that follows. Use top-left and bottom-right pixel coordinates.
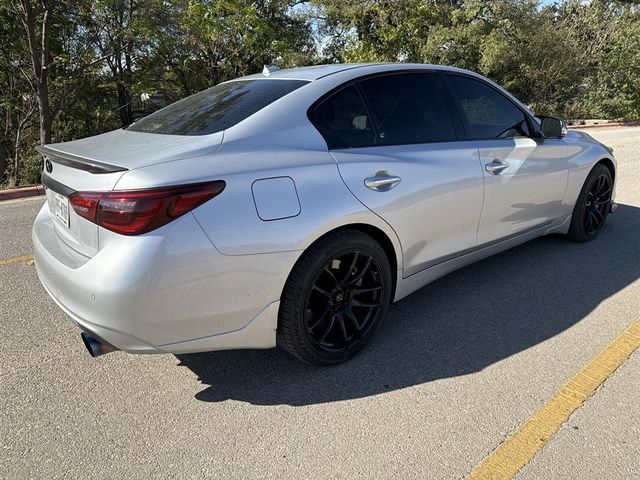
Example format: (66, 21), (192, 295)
(565, 130), (595, 141)
(39, 129), (224, 172)
(565, 129), (614, 152)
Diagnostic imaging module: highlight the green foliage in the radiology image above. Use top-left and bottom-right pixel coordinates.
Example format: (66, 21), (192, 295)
(19, 150), (43, 186)
(318, 0), (640, 120)
(184, 0), (315, 83)
(583, 3), (640, 119)
(475, 1), (588, 115)
(1, 0), (639, 186)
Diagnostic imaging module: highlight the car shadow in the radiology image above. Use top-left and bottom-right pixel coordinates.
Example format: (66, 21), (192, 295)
(176, 203), (640, 406)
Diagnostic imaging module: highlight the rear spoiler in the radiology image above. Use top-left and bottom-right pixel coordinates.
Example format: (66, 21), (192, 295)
(35, 145), (128, 174)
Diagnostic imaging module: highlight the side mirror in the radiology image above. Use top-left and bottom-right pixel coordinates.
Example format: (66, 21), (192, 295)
(539, 116), (567, 138)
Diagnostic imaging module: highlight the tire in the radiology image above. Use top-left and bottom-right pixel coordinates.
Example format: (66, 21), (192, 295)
(277, 229), (393, 365)
(567, 163), (613, 242)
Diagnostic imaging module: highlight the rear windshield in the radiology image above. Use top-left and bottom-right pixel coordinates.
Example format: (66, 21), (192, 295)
(127, 79), (309, 135)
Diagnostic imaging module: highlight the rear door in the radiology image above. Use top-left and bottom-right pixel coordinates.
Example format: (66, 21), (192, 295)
(441, 73), (568, 244)
(313, 72), (484, 276)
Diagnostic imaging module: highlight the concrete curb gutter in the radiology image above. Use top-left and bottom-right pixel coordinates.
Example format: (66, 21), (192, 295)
(0, 185), (45, 202)
(568, 122), (639, 130)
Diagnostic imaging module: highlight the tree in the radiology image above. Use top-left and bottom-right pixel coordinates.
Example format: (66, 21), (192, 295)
(19, 0), (55, 145)
(1, 2), (40, 185)
(472, 0), (587, 115)
(313, 0), (460, 62)
(2, 0), (639, 186)
(590, 8), (640, 119)
(84, 0), (142, 127)
(134, 0), (210, 98)
(185, 0), (315, 86)
(562, 0), (640, 119)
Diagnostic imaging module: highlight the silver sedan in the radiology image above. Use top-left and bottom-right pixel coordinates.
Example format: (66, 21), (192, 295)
(33, 63), (617, 365)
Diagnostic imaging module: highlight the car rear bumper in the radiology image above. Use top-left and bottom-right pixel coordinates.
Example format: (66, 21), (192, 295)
(32, 203), (297, 354)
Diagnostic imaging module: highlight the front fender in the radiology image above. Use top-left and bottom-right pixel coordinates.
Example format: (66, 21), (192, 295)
(562, 137), (617, 216)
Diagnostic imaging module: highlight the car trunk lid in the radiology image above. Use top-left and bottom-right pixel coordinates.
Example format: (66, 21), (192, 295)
(36, 129), (223, 258)
(38, 128), (223, 171)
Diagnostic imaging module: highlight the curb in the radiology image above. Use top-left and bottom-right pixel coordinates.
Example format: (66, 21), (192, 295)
(568, 122), (638, 130)
(0, 185), (45, 201)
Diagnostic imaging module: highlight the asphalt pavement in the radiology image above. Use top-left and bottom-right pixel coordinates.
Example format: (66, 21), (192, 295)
(1, 127), (638, 479)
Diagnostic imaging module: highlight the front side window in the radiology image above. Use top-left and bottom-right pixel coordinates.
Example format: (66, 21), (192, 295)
(444, 74), (530, 139)
(127, 79), (308, 135)
(311, 85), (376, 148)
(358, 73), (457, 145)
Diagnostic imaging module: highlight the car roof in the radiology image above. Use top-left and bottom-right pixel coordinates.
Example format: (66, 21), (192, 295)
(237, 64), (377, 81)
(238, 63), (476, 82)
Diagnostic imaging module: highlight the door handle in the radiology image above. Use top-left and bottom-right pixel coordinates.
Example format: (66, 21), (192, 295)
(364, 174), (401, 191)
(485, 159), (509, 174)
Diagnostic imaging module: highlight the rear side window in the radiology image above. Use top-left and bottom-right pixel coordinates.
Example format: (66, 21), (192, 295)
(311, 85), (376, 148)
(127, 79), (308, 135)
(358, 73), (457, 145)
(444, 75), (530, 139)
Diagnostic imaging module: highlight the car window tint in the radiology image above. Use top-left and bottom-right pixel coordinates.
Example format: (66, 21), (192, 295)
(444, 74), (530, 139)
(311, 85), (376, 148)
(358, 73), (457, 145)
(127, 79), (308, 135)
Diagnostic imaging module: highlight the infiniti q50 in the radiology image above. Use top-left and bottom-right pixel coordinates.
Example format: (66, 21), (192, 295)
(33, 63), (617, 365)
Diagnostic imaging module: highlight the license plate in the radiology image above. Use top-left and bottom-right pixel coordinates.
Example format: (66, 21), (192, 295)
(53, 192), (70, 227)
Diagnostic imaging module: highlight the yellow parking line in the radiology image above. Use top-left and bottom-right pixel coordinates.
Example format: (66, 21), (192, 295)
(0, 254), (33, 266)
(467, 321), (640, 480)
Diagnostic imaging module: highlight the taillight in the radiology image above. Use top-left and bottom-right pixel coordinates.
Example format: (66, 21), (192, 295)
(69, 192), (102, 221)
(69, 181), (225, 235)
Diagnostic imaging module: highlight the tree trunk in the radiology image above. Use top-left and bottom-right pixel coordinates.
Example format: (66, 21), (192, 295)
(37, 73), (52, 144)
(20, 0), (54, 146)
(0, 143), (7, 184)
(123, 49), (134, 125)
(209, 52), (220, 86)
(14, 125), (23, 185)
(116, 81), (134, 127)
(113, 46), (134, 127)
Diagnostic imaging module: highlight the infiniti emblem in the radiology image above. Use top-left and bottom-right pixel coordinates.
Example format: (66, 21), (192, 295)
(45, 159), (53, 173)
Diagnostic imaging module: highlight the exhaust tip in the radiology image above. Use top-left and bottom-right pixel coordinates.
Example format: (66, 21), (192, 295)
(80, 332), (118, 357)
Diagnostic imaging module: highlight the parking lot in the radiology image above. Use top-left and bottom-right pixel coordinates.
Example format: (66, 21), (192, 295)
(1, 127), (638, 479)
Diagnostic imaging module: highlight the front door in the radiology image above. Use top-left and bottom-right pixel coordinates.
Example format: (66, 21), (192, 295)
(441, 73), (568, 244)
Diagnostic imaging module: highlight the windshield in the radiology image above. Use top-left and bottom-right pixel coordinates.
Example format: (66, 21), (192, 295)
(127, 79), (309, 135)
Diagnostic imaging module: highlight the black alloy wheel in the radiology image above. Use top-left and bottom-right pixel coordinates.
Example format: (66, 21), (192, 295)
(583, 172), (612, 234)
(278, 230), (392, 365)
(305, 250), (384, 350)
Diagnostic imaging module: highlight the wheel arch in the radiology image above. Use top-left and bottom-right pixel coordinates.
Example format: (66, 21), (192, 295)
(562, 153), (617, 218)
(595, 157), (615, 183)
(284, 222), (402, 302)
(338, 223), (399, 298)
